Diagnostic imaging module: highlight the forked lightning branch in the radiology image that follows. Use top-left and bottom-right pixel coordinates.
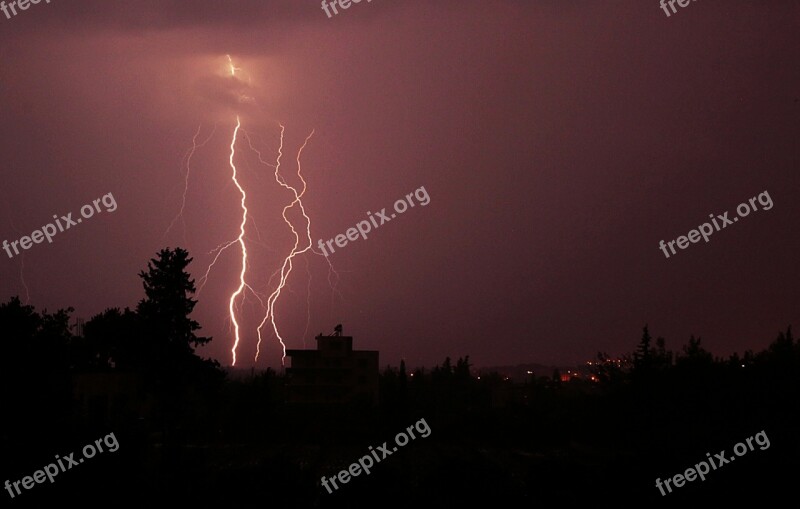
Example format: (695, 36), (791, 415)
(167, 55), (338, 368)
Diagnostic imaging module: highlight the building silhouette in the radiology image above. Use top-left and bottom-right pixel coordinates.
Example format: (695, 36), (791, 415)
(285, 325), (379, 406)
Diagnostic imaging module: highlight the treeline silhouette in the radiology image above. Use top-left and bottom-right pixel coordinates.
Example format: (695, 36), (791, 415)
(1, 248), (797, 507)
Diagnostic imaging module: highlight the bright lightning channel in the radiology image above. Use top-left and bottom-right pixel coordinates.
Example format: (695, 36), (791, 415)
(226, 54), (241, 77)
(253, 127), (316, 366)
(192, 55), (341, 367)
(227, 116), (249, 366)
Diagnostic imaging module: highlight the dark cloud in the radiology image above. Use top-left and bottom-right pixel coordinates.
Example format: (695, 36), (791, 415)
(4, 0), (311, 32)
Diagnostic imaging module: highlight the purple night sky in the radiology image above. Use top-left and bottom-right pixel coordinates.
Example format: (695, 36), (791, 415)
(1, 0), (798, 369)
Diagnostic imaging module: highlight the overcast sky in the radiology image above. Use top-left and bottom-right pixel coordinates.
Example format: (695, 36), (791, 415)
(1, 1), (798, 369)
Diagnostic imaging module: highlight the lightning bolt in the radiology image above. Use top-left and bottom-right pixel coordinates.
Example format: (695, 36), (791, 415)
(197, 238), (238, 294)
(164, 123), (217, 243)
(17, 250), (30, 305)
(226, 54), (241, 77)
(244, 127), (345, 356)
(251, 127), (318, 365)
(222, 115), (273, 366)
(226, 116), (249, 366)
(184, 55), (343, 368)
(2, 200), (31, 305)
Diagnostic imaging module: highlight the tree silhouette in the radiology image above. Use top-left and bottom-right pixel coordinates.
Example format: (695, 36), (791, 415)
(77, 307), (141, 370)
(398, 359), (408, 406)
(455, 356), (471, 382)
(136, 247), (210, 367)
(767, 325), (794, 359)
(633, 324), (652, 371)
(676, 334), (712, 367)
(0, 297), (73, 450)
(652, 336), (673, 370)
(131, 248), (223, 440)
